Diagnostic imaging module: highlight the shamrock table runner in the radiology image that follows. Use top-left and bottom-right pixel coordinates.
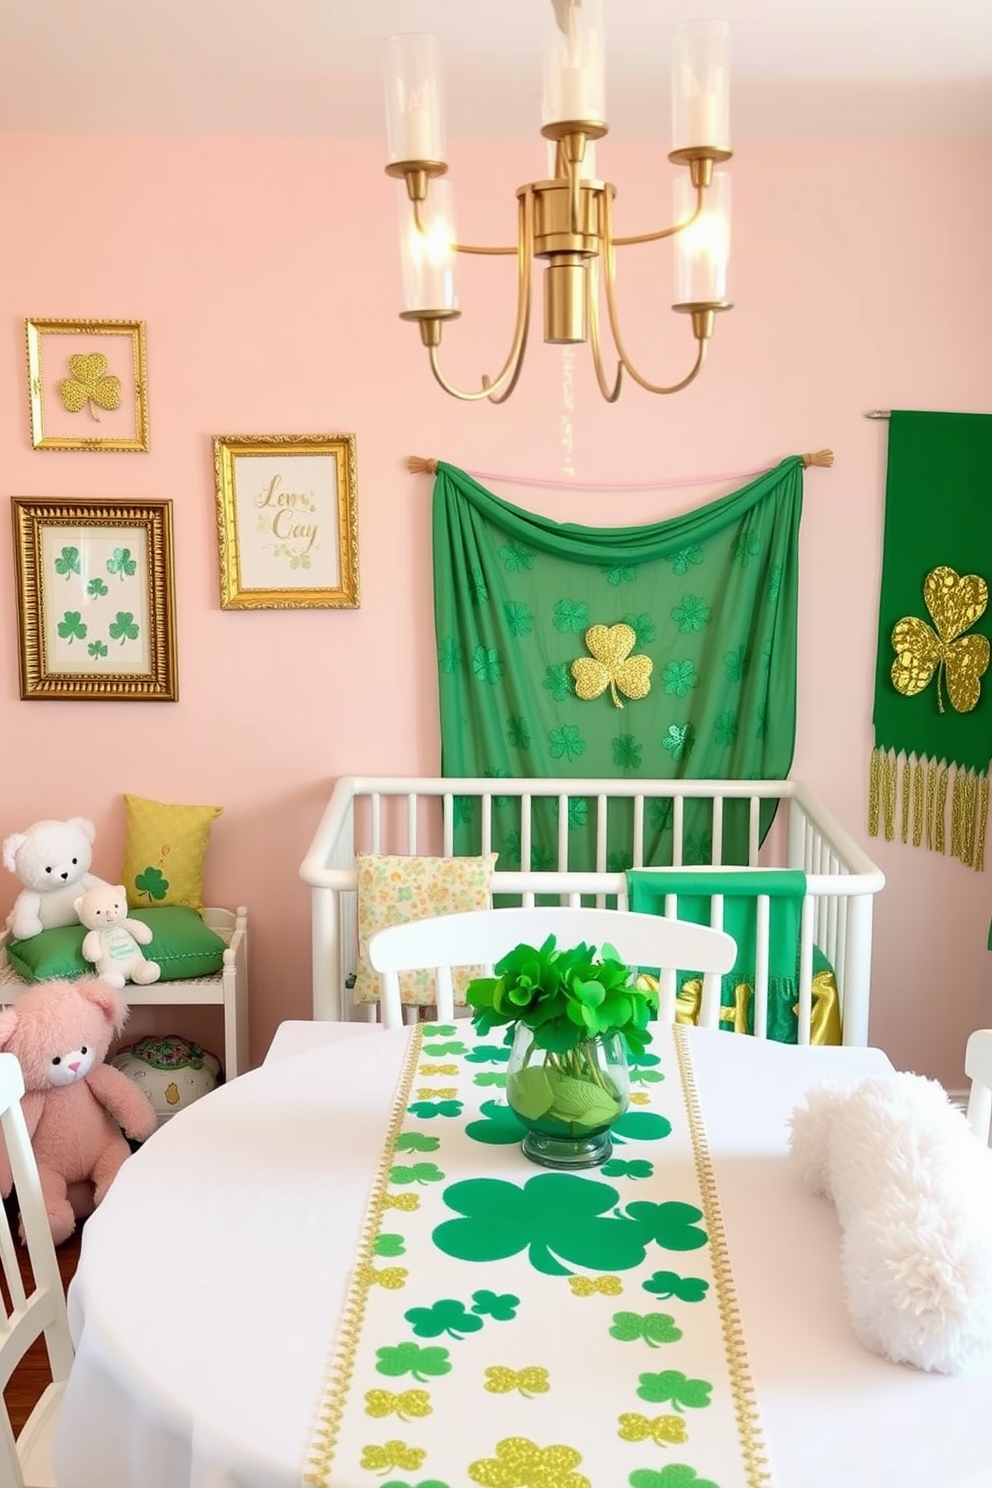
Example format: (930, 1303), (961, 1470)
(306, 1023), (772, 1488)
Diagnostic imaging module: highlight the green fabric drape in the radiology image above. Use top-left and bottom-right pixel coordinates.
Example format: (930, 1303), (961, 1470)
(433, 458), (805, 871)
(870, 412), (992, 869)
(626, 867), (827, 1042)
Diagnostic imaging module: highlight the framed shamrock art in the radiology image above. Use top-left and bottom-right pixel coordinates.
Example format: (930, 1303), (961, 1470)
(25, 317), (149, 451)
(11, 498), (177, 700)
(212, 432), (359, 609)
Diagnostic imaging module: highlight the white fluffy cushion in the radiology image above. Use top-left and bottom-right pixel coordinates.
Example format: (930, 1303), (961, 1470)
(790, 1072), (992, 1374)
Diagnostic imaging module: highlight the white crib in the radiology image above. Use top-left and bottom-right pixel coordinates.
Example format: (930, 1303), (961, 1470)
(299, 777), (885, 1045)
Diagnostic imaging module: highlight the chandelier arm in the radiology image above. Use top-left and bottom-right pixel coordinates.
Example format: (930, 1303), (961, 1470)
(588, 254), (623, 403)
(411, 197), (516, 255)
(423, 190), (535, 403)
(602, 189), (708, 396)
(611, 182), (705, 248)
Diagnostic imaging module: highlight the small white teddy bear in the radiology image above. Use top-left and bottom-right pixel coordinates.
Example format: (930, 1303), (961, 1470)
(75, 884), (161, 990)
(3, 817), (109, 941)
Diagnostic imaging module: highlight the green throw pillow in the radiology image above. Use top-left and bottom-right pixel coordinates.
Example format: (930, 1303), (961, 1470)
(6, 906), (226, 984)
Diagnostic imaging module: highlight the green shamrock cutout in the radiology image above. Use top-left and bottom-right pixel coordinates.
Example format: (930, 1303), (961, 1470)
(609, 1311), (683, 1347)
(395, 1133), (441, 1154)
(433, 1173), (652, 1277)
(421, 1043), (467, 1057)
(601, 1159), (655, 1180)
(389, 1163), (445, 1186)
(610, 1111), (673, 1145)
(464, 1100), (527, 1146)
(57, 611), (87, 642)
(404, 1300), (484, 1340)
(629, 1470), (720, 1488)
(381, 1480), (452, 1488)
(470, 1290), (519, 1321)
(107, 546), (136, 579)
(374, 1343), (452, 1381)
(636, 1371), (714, 1412)
(55, 546), (81, 578)
(422, 1024), (457, 1037)
(375, 1234), (407, 1258)
(407, 1100), (463, 1120)
(472, 1071), (507, 1088)
(463, 1043), (512, 1065)
(109, 611), (139, 643)
(642, 1272), (709, 1303)
(624, 1201), (708, 1252)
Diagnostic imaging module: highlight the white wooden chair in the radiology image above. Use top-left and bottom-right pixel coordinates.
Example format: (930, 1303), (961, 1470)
(965, 1029), (992, 1143)
(0, 1052), (74, 1488)
(368, 906), (737, 1032)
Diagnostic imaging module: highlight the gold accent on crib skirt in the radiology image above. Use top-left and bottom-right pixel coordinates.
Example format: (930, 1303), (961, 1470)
(636, 970), (840, 1044)
(868, 747), (988, 871)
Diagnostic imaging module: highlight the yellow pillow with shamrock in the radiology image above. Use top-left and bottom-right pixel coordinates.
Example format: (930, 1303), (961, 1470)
(120, 794), (223, 912)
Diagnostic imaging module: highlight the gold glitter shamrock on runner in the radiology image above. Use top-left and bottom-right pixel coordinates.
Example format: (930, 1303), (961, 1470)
(468, 1437), (590, 1488)
(571, 623), (653, 709)
(890, 565), (990, 713)
(484, 1366), (550, 1397)
(567, 1275), (623, 1297)
(363, 1387), (432, 1420)
(617, 1412), (689, 1445)
(58, 353), (122, 420)
(359, 1440), (426, 1473)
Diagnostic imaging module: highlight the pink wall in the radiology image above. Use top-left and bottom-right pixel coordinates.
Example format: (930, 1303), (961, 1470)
(0, 135), (989, 1083)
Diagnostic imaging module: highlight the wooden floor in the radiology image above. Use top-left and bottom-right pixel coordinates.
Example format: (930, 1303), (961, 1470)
(4, 1218), (82, 1439)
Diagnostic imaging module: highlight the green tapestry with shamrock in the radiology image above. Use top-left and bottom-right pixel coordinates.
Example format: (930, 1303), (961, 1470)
(432, 457), (806, 868)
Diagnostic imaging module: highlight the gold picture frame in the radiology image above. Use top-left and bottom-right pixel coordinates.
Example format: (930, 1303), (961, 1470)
(11, 498), (177, 701)
(26, 317), (149, 452)
(213, 432), (359, 609)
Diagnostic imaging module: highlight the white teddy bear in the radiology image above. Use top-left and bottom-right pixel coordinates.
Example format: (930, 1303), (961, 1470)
(75, 884), (161, 990)
(3, 817), (109, 941)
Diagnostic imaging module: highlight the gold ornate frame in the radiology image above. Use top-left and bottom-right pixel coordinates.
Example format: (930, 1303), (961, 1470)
(213, 432), (359, 610)
(11, 498), (177, 701)
(26, 317), (149, 451)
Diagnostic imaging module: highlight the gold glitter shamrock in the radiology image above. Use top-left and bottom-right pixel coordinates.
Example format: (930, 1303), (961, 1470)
(417, 1087), (458, 1099)
(468, 1437), (590, 1488)
(359, 1440), (426, 1473)
(58, 353), (122, 421)
(419, 1064), (459, 1076)
(357, 1264), (408, 1289)
(571, 623), (652, 709)
(617, 1411), (689, 1445)
(567, 1275), (623, 1297)
(363, 1388), (432, 1420)
(484, 1366), (551, 1398)
(891, 566), (989, 714)
(381, 1193), (420, 1211)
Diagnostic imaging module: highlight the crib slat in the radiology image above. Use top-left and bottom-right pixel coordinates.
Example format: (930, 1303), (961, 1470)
(481, 794), (493, 857)
(748, 796), (761, 865)
(633, 795), (645, 868)
(699, 971), (722, 1028)
(521, 793), (532, 874)
(796, 895), (816, 1044)
(673, 798), (684, 866)
(711, 797), (724, 865)
(557, 794), (569, 880)
(752, 894), (770, 1040)
(657, 967), (678, 1025)
(595, 795), (608, 909)
(371, 793), (382, 853)
(406, 793), (418, 855)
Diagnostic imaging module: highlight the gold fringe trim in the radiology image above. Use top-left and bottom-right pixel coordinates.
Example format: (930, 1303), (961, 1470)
(304, 1024), (425, 1487)
(912, 757), (925, 848)
(674, 1026), (774, 1487)
(868, 749), (990, 871)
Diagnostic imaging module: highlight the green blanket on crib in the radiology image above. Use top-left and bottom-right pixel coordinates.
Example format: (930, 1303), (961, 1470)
(626, 867), (839, 1043)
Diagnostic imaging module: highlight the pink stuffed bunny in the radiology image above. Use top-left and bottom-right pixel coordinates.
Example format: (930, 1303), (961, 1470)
(0, 977), (157, 1243)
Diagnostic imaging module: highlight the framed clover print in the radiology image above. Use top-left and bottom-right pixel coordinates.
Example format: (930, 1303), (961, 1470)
(26, 318), (149, 451)
(213, 432), (359, 609)
(11, 498), (177, 700)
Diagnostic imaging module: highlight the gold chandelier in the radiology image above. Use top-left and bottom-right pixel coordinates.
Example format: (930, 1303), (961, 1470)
(383, 1), (732, 403)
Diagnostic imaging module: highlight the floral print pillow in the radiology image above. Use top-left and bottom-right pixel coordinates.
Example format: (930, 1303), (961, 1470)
(353, 853), (498, 1007)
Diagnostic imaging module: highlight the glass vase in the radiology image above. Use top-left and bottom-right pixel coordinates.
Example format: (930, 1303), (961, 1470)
(505, 1024), (630, 1170)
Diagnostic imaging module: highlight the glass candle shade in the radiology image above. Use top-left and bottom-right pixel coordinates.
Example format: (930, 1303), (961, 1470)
(674, 169), (731, 305)
(397, 178), (458, 314)
(384, 33), (446, 165)
(542, 0), (606, 128)
(671, 20), (730, 153)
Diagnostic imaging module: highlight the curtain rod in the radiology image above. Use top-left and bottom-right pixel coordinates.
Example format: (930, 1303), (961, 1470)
(865, 410), (891, 420)
(406, 449), (834, 493)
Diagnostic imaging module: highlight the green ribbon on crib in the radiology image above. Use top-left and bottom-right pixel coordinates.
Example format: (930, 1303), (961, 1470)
(626, 868), (839, 1044)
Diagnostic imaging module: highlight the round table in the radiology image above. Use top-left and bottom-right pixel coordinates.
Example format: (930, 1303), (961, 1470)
(51, 1027), (991, 1488)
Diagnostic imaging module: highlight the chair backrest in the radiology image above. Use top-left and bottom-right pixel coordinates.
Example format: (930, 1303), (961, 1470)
(0, 1052), (74, 1486)
(368, 906), (737, 1031)
(965, 1029), (992, 1144)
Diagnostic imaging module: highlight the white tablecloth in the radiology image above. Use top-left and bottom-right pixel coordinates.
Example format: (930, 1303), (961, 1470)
(52, 1029), (992, 1488)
